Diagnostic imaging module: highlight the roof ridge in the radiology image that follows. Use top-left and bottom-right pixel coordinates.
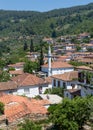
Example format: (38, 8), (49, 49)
(20, 73), (29, 86)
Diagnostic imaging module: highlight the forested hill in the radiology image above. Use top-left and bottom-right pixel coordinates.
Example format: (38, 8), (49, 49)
(0, 2), (93, 38)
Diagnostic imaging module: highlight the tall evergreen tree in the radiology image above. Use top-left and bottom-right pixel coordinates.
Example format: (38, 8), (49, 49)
(51, 30), (56, 38)
(30, 39), (34, 52)
(39, 44), (44, 70)
(23, 42), (28, 51)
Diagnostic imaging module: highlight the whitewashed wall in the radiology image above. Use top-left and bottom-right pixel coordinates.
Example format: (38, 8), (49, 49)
(81, 86), (93, 97)
(64, 91), (72, 99)
(52, 79), (78, 89)
(41, 67), (74, 76)
(12, 84), (51, 97)
(0, 84), (51, 98)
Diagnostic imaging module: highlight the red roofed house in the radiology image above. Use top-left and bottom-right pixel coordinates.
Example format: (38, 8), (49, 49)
(0, 73), (51, 97)
(41, 61), (74, 76)
(52, 71), (79, 89)
(7, 62), (24, 71)
(52, 71), (81, 99)
(0, 93), (49, 126)
(11, 73), (51, 97)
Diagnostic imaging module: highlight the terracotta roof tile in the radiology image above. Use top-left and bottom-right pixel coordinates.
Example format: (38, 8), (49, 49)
(9, 70), (24, 75)
(45, 77), (52, 84)
(8, 62), (24, 68)
(76, 66), (92, 71)
(11, 73), (47, 86)
(0, 81), (17, 91)
(52, 71), (78, 81)
(0, 94), (48, 123)
(42, 61), (73, 68)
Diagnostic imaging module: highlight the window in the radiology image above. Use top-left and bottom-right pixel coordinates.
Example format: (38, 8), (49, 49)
(24, 88), (30, 94)
(58, 80), (60, 87)
(66, 93), (69, 97)
(39, 86), (42, 94)
(71, 84), (75, 89)
(9, 90), (13, 94)
(63, 82), (66, 89)
(53, 79), (56, 87)
(78, 72), (84, 82)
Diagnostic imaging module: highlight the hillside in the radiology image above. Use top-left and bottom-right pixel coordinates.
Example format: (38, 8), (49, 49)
(0, 2), (93, 38)
(0, 3), (93, 64)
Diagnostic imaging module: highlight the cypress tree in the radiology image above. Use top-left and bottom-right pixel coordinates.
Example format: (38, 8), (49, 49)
(30, 39), (34, 52)
(39, 44), (44, 70)
(23, 42), (28, 51)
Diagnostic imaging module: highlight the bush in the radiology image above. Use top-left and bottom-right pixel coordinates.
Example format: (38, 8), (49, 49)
(44, 88), (64, 97)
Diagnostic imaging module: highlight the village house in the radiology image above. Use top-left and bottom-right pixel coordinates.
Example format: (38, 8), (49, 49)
(78, 58), (93, 65)
(7, 62), (24, 71)
(77, 32), (90, 40)
(64, 89), (81, 99)
(9, 69), (24, 77)
(41, 61), (74, 76)
(86, 43), (93, 50)
(63, 43), (76, 52)
(55, 55), (71, 62)
(76, 66), (93, 97)
(0, 93), (49, 128)
(43, 37), (53, 44)
(71, 52), (92, 60)
(51, 71), (79, 89)
(0, 73), (51, 97)
(51, 71), (81, 99)
(90, 38), (93, 44)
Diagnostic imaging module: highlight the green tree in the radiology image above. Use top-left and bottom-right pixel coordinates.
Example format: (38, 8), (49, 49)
(39, 44), (44, 70)
(69, 61), (85, 66)
(30, 39), (34, 52)
(0, 60), (6, 70)
(0, 102), (4, 115)
(51, 30), (56, 38)
(44, 88), (64, 97)
(76, 45), (81, 51)
(23, 60), (39, 74)
(0, 71), (10, 82)
(23, 42), (28, 51)
(48, 97), (92, 130)
(18, 119), (41, 130)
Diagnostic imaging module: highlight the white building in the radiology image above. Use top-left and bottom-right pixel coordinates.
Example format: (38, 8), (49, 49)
(64, 89), (81, 99)
(0, 73), (51, 97)
(52, 71), (79, 89)
(41, 61), (74, 76)
(7, 62), (24, 71)
(51, 71), (81, 99)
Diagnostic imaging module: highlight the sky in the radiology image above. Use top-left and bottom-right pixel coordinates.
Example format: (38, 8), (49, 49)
(0, 0), (93, 12)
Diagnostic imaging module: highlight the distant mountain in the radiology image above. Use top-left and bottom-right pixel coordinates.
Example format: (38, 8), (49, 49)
(0, 3), (93, 37)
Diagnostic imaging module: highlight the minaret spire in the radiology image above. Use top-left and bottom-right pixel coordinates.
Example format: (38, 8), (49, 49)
(48, 42), (51, 76)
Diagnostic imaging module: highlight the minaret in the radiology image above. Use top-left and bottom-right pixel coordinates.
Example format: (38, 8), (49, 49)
(48, 42), (51, 76)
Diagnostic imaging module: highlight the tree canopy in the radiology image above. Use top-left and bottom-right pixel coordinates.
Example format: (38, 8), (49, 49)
(23, 60), (39, 74)
(18, 119), (42, 130)
(48, 96), (93, 130)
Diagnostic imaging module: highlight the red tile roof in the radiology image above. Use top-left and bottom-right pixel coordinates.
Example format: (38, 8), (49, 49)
(9, 70), (24, 75)
(52, 71), (78, 81)
(8, 62), (24, 68)
(11, 73), (48, 87)
(42, 61), (73, 68)
(0, 81), (17, 91)
(45, 77), (52, 84)
(0, 94), (49, 123)
(76, 66), (92, 71)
